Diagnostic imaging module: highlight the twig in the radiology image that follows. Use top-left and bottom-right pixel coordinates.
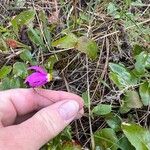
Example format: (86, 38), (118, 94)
(91, 38), (110, 100)
(93, 18), (150, 41)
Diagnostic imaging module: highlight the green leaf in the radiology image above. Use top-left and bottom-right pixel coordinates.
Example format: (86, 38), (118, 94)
(61, 126), (72, 141)
(124, 0), (132, 6)
(107, 2), (120, 19)
(145, 54), (150, 69)
(109, 63), (131, 79)
(11, 10), (35, 33)
(120, 90), (143, 114)
(52, 33), (78, 49)
(13, 62), (28, 78)
(79, 12), (90, 22)
(52, 34), (98, 60)
(62, 141), (82, 150)
(122, 122), (150, 150)
(0, 77), (22, 90)
(109, 63), (137, 88)
(20, 50), (32, 62)
(94, 128), (119, 150)
(0, 26), (8, 33)
(105, 113), (122, 131)
(133, 45), (144, 57)
(10, 78), (22, 88)
(27, 28), (45, 49)
(82, 91), (89, 108)
(109, 72), (122, 88)
(0, 66), (12, 79)
(39, 10), (51, 47)
(92, 104), (112, 115)
(76, 36), (98, 60)
(15, 0), (26, 7)
(45, 55), (59, 74)
(131, 0), (144, 6)
(135, 51), (148, 75)
(118, 136), (135, 150)
(0, 38), (8, 51)
(119, 106), (131, 114)
(123, 90), (143, 108)
(139, 82), (150, 106)
(0, 77), (10, 90)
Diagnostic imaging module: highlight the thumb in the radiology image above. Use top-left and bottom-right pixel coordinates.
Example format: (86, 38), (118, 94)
(0, 100), (82, 150)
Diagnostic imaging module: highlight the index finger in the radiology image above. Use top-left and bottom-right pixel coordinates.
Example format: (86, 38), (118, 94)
(0, 88), (83, 126)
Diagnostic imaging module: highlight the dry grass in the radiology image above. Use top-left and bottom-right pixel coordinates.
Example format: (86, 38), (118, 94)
(0, 0), (150, 149)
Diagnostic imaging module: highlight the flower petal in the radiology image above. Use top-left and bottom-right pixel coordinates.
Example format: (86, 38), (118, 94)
(29, 80), (47, 87)
(28, 66), (47, 74)
(25, 72), (48, 87)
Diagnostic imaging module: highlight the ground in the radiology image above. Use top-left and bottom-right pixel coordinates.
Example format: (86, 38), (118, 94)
(0, 0), (150, 150)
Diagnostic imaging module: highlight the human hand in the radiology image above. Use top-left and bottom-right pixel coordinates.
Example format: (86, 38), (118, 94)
(0, 88), (83, 150)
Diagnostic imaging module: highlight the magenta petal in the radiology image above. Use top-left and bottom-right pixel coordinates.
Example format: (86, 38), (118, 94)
(25, 72), (48, 87)
(29, 80), (47, 87)
(28, 66), (47, 74)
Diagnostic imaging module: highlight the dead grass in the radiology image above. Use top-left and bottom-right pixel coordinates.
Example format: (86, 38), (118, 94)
(0, 0), (150, 149)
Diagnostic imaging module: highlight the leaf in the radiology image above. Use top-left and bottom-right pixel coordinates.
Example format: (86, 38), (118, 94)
(82, 91), (89, 108)
(109, 63), (131, 80)
(92, 104), (112, 115)
(27, 28), (45, 49)
(105, 113), (122, 132)
(61, 126), (72, 141)
(94, 128), (119, 150)
(62, 141), (82, 150)
(52, 33), (78, 49)
(0, 77), (22, 90)
(131, 0), (144, 6)
(123, 90), (143, 108)
(0, 77), (10, 90)
(11, 10), (35, 33)
(0, 66), (12, 79)
(135, 51), (148, 75)
(139, 82), (150, 106)
(118, 136), (135, 150)
(45, 55), (59, 73)
(5, 39), (30, 49)
(124, 0), (132, 6)
(20, 50), (32, 62)
(15, 0), (26, 7)
(10, 78), (22, 88)
(76, 36), (98, 60)
(133, 45), (143, 57)
(52, 34), (98, 60)
(120, 90), (143, 114)
(13, 62), (28, 78)
(109, 72), (122, 88)
(122, 122), (150, 150)
(145, 54), (150, 69)
(0, 38), (8, 51)
(109, 63), (137, 88)
(119, 106), (131, 114)
(39, 10), (51, 47)
(0, 26), (8, 33)
(107, 2), (120, 19)
(79, 12), (90, 22)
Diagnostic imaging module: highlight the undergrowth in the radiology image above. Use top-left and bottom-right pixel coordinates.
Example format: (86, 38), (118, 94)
(0, 0), (150, 149)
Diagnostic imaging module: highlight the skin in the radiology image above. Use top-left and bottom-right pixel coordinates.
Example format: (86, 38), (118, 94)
(0, 88), (84, 150)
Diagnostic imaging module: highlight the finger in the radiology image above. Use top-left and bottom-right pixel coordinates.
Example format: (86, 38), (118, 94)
(0, 100), (82, 150)
(15, 108), (84, 124)
(0, 88), (83, 126)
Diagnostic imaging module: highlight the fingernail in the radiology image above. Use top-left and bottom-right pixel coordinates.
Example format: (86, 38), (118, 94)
(59, 100), (79, 120)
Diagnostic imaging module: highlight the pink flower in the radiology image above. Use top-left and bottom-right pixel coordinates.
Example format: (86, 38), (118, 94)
(25, 66), (51, 87)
